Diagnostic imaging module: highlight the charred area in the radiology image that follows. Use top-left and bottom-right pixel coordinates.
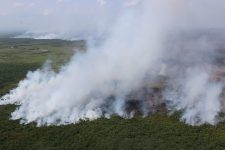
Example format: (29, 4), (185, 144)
(122, 32), (225, 116)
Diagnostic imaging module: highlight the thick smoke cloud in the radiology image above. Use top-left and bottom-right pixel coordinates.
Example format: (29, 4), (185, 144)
(1, 0), (225, 126)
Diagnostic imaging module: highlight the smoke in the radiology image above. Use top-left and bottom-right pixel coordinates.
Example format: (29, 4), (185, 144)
(1, 0), (225, 126)
(164, 67), (223, 125)
(162, 29), (225, 125)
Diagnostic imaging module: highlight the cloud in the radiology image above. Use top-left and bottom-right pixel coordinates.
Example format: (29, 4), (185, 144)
(0, 0), (122, 37)
(13, 2), (25, 7)
(57, 0), (64, 3)
(124, 0), (140, 6)
(42, 9), (52, 16)
(0, 12), (8, 16)
(97, 0), (106, 6)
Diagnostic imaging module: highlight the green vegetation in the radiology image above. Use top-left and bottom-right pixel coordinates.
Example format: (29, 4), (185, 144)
(0, 38), (85, 96)
(1, 105), (225, 150)
(1, 38), (225, 150)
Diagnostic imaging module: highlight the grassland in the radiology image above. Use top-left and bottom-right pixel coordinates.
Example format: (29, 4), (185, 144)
(0, 38), (225, 150)
(0, 38), (85, 96)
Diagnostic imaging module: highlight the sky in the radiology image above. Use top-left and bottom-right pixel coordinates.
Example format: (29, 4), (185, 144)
(1, 0), (225, 38)
(0, 0), (128, 35)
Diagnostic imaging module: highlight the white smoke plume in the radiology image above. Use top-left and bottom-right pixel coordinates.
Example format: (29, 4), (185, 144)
(1, 0), (225, 126)
(164, 67), (223, 125)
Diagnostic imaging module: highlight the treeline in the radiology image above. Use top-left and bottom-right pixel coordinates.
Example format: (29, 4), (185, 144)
(1, 107), (225, 150)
